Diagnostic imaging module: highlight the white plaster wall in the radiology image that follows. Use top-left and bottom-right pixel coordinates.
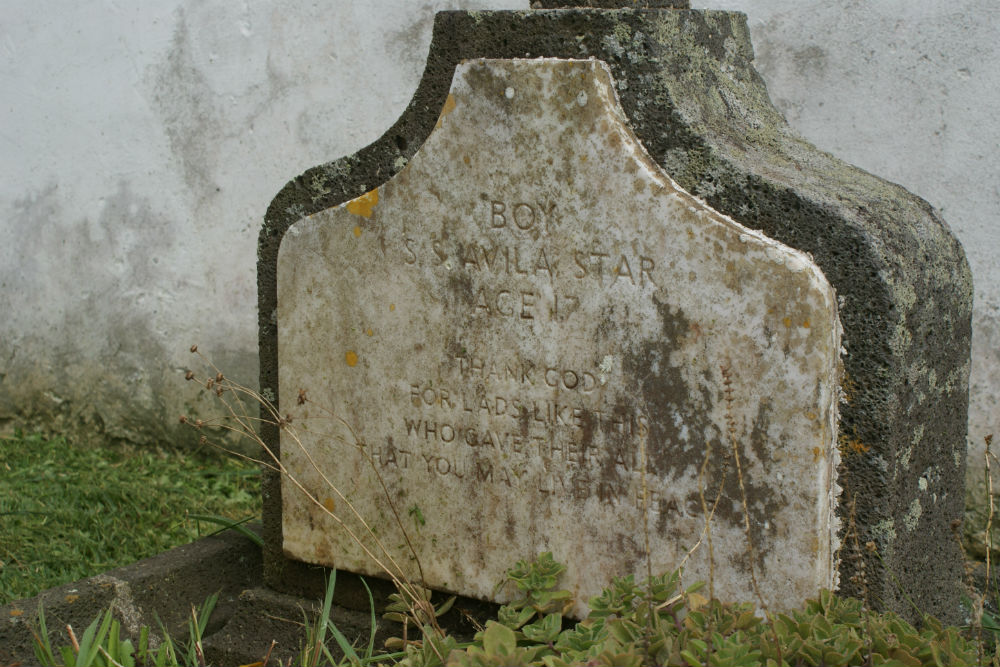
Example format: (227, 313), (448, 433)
(2, 1), (997, 478)
(0, 0), (523, 445)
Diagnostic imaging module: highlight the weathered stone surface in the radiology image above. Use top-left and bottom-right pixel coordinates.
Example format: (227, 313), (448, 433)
(276, 59), (840, 615)
(260, 8), (970, 623)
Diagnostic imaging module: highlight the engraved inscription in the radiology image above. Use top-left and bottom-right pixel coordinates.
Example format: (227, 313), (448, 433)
(396, 196), (658, 323)
(386, 345), (653, 508)
(488, 200), (558, 233)
(350, 191), (667, 521)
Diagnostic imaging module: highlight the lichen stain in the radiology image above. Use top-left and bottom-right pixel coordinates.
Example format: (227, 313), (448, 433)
(345, 350), (358, 367)
(322, 497), (336, 513)
(840, 372), (857, 405)
(445, 269), (475, 314)
(748, 400), (775, 470)
(435, 93), (457, 129)
(625, 295), (781, 573)
(312, 537), (334, 565)
(838, 430), (870, 456)
(346, 189), (378, 218)
(625, 297), (716, 478)
(904, 498), (922, 531)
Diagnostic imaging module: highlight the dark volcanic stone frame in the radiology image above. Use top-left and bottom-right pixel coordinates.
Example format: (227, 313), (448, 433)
(258, 8), (972, 623)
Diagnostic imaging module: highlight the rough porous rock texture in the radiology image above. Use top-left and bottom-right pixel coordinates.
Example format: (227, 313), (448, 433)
(534, 1), (690, 8)
(259, 8), (971, 623)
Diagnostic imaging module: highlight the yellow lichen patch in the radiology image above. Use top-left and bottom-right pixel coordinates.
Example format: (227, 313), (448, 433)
(839, 432), (871, 456)
(366, 328), (373, 336)
(9, 609), (23, 617)
(435, 93), (457, 128)
(812, 446), (822, 462)
(65, 594), (79, 603)
(345, 350), (358, 367)
(463, 155), (471, 165)
(848, 439), (871, 454)
(353, 225), (362, 237)
(389, 303), (396, 312)
(323, 497), (336, 513)
(781, 316), (810, 328)
(840, 373), (857, 404)
(346, 189), (379, 218)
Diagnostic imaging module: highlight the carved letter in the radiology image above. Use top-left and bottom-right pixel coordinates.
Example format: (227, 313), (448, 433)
(513, 203), (535, 230)
(535, 248), (553, 277)
(491, 201), (507, 228)
(614, 254), (635, 285)
(520, 290), (535, 319)
(403, 238), (417, 264)
(463, 244), (480, 270)
(474, 288), (491, 315)
(574, 250), (588, 278)
(640, 256), (655, 287)
(496, 290), (514, 316)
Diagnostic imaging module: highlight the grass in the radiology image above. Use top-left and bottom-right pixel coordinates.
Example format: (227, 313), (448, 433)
(0, 430), (261, 606)
(2, 375), (997, 665)
(173, 351), (998, 664)
(3, 412), (997, 664)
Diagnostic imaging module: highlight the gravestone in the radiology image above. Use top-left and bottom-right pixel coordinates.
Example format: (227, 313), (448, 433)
(276, 58), (841, 615)
(259, 5), (971, 623)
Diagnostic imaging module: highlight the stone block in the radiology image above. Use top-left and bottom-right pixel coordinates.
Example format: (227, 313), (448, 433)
(259, 8), (971, 623)
(0, 529), (261, 666)
(274, 58), (840, 616)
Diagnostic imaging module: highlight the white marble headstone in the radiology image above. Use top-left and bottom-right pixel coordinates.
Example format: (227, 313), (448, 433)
(277, 58), (840, 615)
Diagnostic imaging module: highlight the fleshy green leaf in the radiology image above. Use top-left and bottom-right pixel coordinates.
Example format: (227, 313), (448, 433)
(482, 621), (517, 657)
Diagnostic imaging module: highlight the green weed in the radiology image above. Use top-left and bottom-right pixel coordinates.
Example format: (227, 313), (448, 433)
(437, 552), (979, 667)
(30, 592), (219, 667)
(14, 342), (999, 665)
(31, 552), (982, 666)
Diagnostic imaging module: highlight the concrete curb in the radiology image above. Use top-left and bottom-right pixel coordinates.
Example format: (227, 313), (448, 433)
(1, 528), (261, 666)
